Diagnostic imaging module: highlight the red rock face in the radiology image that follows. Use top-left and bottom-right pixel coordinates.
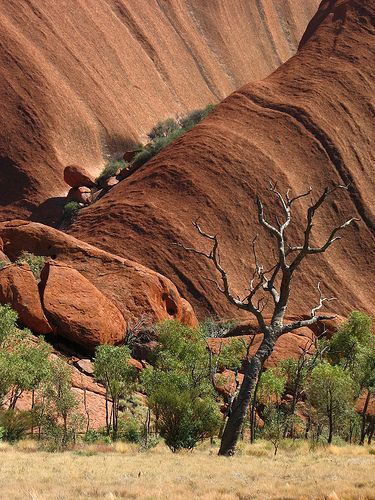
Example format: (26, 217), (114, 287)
(69, 0), (375, 321)
(0, 263), (52, 334)
(41, 262), (127, 351)
(0, 220), (198, 331)
(0, 0), (319, 221)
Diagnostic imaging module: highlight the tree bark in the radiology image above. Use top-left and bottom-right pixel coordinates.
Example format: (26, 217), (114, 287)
(250, 378), (259, 444)
(360, 390), (370, 445)
(218, 333), (274, 456)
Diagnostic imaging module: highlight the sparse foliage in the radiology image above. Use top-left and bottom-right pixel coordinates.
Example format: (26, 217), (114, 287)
(16, 252), (45, 281)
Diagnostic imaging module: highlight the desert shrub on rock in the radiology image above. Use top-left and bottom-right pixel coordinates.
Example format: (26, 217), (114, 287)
(96, 159), (128, 184)
(63, 201), (81, 221)
(16, 251), (45, 281)
(134, 104), (215, 167)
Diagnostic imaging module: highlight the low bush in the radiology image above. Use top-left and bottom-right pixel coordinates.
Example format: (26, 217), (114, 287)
(63, 201), (81, 221)
(0, 409), (32, 442)
(118, 416), (142, 443)
(134, 104), (215, 167)
(16, 252), (45, 281)
(96, 159), (128, 184)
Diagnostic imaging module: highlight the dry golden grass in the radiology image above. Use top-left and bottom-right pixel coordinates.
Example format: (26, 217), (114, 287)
(0, 440), (374, 499)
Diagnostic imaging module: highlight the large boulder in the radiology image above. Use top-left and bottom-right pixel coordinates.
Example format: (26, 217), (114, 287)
(0, 263), (52, 334)
(41, 262), (127, 352)
(0, 220), (198, 329)
(63, 165), (95, 189)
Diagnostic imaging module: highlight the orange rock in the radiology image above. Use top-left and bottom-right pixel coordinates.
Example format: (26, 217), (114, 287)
(0, 220), (198, 329)
(41, 261), (127, 352)
(66, 0), (375, 323)
(128, 358), (143, 371)
(0, 263), (52, 334)
(102, 176), (119, 189)
(64, 165), (95, 189)
(67, 186), (92, 205)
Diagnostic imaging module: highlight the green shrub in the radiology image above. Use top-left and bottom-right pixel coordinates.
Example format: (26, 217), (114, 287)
(118, 416), (142, 443)
(16, 252), (45, 281)
(0, 304), (18, 344)
(179, 104), (215, 131)
(0, 261), (6, 270)
(63, 201), (81, 221)
(135, 104), (216, 167)
(96, 159), (128, 184)
(147, 118), (180, 141)
(0, 409), (32, 442)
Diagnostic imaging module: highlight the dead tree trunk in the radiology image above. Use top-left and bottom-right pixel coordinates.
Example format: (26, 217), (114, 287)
(178, 183), (356, 456)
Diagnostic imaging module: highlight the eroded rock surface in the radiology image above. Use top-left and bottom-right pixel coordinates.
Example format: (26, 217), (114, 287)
(0, 0), (319, 220)
(41, 262), (127, 351)
(69, 0), (375, 321)
(0, 220), (198, 333)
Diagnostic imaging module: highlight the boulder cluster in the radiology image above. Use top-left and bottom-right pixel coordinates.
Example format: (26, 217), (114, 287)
(0, 221), (198, 353)
(64, 164), (118, 207)
(63, 151), (140, 208)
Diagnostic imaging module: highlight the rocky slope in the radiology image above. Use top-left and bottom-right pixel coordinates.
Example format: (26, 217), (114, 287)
(69, 0), (375, 321)
(0, 0), (319, 221)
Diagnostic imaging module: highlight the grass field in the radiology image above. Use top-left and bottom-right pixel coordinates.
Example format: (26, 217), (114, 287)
(0, 440), (374, 499)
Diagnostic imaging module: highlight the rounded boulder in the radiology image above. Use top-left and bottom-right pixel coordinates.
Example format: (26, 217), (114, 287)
(41, 262), (127, 351)
(64, 165), (95, 188)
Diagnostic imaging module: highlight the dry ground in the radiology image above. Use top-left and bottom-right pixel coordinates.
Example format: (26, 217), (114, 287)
(0, 440), (374, 499)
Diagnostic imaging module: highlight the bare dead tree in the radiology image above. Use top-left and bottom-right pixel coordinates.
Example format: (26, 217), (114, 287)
(177, 183), (357, 456)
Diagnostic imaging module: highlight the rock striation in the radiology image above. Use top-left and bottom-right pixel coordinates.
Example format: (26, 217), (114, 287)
(69, 0), (375, 321)
(0, 0), (319, 221)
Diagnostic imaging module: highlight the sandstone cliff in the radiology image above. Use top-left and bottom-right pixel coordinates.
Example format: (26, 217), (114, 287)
(0, 0), (319, 220)
(69, 0), (375, 320)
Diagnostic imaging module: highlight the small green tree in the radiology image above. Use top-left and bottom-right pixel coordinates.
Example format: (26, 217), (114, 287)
(327, 311), (374, 445)
(93, 344), (137, 440)
(6, 333), (51, 411)
(263, 407), (290, 456)
(306, 363), (356, 444)
(141, 321), (221, 451)
(43, 358), (81, 448)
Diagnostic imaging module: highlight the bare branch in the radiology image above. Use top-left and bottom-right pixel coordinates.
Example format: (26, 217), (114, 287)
(175, 220), (267, 331)
(289, 185), (355, 271)
(282, 282), (336, 335)
(311, 282), (337, 317)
